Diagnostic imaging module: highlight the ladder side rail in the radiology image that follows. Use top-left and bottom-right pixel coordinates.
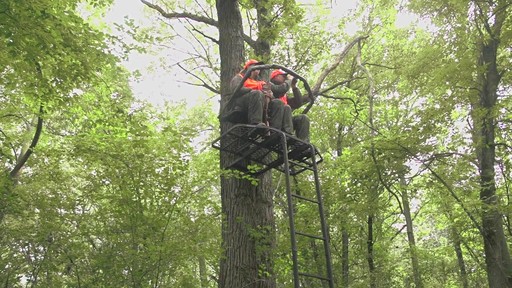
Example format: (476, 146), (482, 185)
(311, 144), (335, 288)
(282, 134), (300, 288)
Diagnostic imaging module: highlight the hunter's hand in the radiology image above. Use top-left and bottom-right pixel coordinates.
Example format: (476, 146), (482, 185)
(291, 77), (298, 88)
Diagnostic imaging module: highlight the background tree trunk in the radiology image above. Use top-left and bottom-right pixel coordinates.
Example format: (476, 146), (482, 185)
(337, 126), (350, 288)
(341, 228), (349, 287)
(367, 214), (376, 288)
(471, 4), (512, 284)
(400, 178), (423, 288)
(473, 35), (512, 287)
(450, 226), (469, 288)
(199, 256), (208, 288)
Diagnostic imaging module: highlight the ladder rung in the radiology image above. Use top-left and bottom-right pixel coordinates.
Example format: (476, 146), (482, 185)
(298, 271), (331, 281)
(291, 193), (319, 204)
(296, 231), (325, 240)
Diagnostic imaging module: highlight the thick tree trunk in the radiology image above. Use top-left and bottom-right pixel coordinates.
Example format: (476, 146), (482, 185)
(470, 3), (512, 286)
(217, 1), (275, 287)
(474, 36), (512, 287)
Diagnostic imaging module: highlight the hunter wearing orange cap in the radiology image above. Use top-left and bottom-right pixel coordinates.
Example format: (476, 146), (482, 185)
(219, 59), (267, 125)
(221, 59), (286, 130)
(243, 59), (263, 70)
(269, 69), (313, 142)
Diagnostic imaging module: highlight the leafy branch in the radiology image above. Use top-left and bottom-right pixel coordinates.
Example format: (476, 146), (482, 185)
(357, 117), (484, 234)
(176, 62), (219, 94)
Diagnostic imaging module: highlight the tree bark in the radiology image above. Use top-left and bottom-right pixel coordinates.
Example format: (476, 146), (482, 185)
(473, 35), (512, 287)
(471, 3), (512, 284)
(199, 256), (208, 288)
(341, 228), (349, 287)
(217, 0), (275, 287)
(367, 215), (376, 288)
(252, 0), (271, 60)
(337, 126), (349, 287)
(451, 227), (469, 288)
(364, 46), (377, 288)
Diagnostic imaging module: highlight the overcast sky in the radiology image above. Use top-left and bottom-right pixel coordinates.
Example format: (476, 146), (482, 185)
(101, 0), (207, 109)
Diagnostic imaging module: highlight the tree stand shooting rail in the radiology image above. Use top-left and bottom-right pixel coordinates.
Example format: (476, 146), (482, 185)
(211, 124), (334, 288)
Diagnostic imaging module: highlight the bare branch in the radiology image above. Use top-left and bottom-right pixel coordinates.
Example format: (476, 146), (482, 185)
(0, 113), (31, 126)
(369, 143), (404, 214)
(425, 162), (483, 234)
(494, 142), (512, 150)
(177, 63), (219, 94)
(140, 0), (218, 27)
(319, 77), (364, 95)
(294, 42), (325, 72)
(10, 105), (44, 179)
(243, 35), (260, 51)
(427, 152), (478, 167)
(191, 25), (218, 44)
(364, 62), (396, 70)
(318, 93), (360, 113)
(311, 36), (369, 95)
(474, 1), (493, 36)
(141, 0), (261, 53)
(390, 202), (424, 242)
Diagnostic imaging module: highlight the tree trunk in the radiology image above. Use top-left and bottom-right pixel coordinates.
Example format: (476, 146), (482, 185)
(337, 126), (349, 287)
(367, 214), (376, 288)
(341, 228), (349, 287)
(472, 20), (512, 287)
(400, 180), (423, 288)
(199, 256), (208, 288)
(451, 227), (469, 288)
(216, 1), (275, 287)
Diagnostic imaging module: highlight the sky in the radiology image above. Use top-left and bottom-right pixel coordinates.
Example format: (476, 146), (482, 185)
(103, 0), (204, 107)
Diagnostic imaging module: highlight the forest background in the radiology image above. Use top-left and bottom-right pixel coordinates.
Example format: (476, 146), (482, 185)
(1, 0), (511, 287)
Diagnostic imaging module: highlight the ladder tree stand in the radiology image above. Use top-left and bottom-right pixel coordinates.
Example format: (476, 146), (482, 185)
(212, 64), (334, 288)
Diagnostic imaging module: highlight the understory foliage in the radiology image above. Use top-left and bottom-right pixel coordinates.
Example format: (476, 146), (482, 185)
(1, 0), (511, 287)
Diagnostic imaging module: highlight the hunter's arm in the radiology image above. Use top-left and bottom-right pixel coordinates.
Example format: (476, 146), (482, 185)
(230, 74), (251, 98)
(288, 86), (313, 110)
(270, 80), (292, 98)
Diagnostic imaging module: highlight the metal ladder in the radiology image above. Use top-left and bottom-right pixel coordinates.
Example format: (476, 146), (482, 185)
(212, 124), (334, 287)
